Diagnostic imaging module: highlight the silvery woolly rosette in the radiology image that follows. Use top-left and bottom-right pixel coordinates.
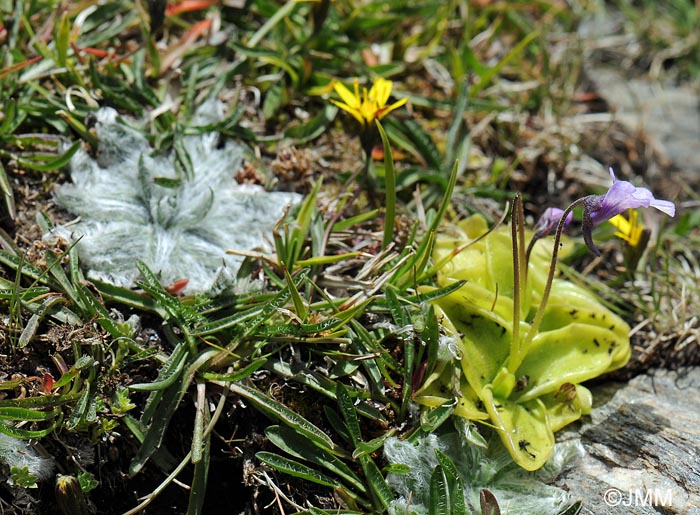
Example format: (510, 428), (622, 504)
(47, 103), (301, 294)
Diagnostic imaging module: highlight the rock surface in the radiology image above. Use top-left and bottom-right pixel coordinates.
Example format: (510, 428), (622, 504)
(579, 10), (700, 197)
(559, 368), (700, 514)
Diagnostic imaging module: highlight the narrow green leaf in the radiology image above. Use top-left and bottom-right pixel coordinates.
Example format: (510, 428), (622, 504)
(429, 465), (450, 515)
(360, 455), (394, 510)
(229, 383), (333, 449)
(283, 178), (321, 269)
(140, 342), (189, 423)
(445, 80), (469, 167)
(243, 287), (291, 337)
(93, 279), (160, 315)
(0, 407), (60, 421)
(295, 252), (362, 267)
(331, 209), (380, 232)
(384, 286), (408, 327)
(191, 304), (264, 336)
(262, 83), (286, 119)
(191, 383), (207, 465)
(17, 313), (40, 348)
(0, 393), (81, 409)
(14, 141), (81, 172)
(435, 450), (467, 515)
(187, 425), (210, 515)
(0, 161), (15, 220)
(349, 320), (388, 393)
(0, 419), (59, 439)
(265, 425), (367, 494)
(324, 405), (352, 444)
(200, 359), (266, 383)
(55, 11), (71, 67)
(384, 118), (441, 170)
(284, 268), (308, 322)
(129, 372), (190, 476)
(257, 452), (342, 489)
(407, 280), (467, 304)
(152, 176), (183, 188)
(128, 353), (186, 391)
(0, 99), (16, 135)
(352, 429), (396, 460)
(420, 402), (455, 433)
(400, 335), (415, 418)
(66, 386), (92, 430)
(336, 383), (362, 446)
(0, 250), (48, 283)
(173, 132), (194, 180)
(135, 261), (188, 323)
(75, 282), (125, 337)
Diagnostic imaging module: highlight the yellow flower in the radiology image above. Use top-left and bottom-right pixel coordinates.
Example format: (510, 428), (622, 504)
(608, 209), (643, 247)
(331, 77), (407, 126)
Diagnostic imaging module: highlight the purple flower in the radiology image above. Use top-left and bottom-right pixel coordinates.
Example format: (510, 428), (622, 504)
(533, 207), (573, 239)
(582, 168), (675, 255)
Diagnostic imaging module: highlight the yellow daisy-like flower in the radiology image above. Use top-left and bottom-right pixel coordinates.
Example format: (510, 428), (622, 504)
(331, 77), (407, 126)
(608, 209), (644, 247)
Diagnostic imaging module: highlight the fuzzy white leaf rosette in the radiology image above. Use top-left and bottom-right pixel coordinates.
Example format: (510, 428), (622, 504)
(384, 419), (582, 515)
(48, 104), (300, 294)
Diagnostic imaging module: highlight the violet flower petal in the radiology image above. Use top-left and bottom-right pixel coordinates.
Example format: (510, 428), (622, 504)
(581, 168), (675, 255)
(533, 207), (573, 239)
(587, 169), (676, 225)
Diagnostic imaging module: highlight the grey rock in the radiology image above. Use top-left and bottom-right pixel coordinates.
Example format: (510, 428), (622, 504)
(579, 10), (700, 193)
(559, 368), (700, 514)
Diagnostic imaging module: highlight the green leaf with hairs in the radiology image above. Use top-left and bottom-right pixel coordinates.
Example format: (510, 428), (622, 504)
(229, 383), (333, 450)
(257, 452), (342, 489)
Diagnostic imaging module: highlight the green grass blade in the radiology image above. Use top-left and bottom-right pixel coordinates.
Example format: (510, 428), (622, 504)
(469, 30), (540, 98)
(12, 141), (81, 172)
(284, 268), (308, 322)
(0, 161), (15, 220)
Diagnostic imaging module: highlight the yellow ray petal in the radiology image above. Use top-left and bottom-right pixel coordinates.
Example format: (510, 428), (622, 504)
(329, 99), (364, 124)
(369, 77), (392, 106)
(376, 96), (408, 120)
(333, 79), (361, 110)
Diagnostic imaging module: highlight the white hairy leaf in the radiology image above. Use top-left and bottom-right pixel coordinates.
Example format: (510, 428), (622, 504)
(48, 103), (300, 294)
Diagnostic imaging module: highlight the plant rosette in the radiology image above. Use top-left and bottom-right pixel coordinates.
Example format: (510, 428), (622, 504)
(415, 214), (630, 470)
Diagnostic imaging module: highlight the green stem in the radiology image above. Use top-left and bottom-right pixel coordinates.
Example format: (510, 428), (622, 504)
(376, 121), (396, 249)
(508, 195), (521, 372)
